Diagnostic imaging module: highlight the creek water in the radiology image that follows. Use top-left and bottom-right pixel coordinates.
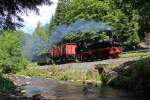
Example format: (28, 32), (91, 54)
(14, 77), (149, 100)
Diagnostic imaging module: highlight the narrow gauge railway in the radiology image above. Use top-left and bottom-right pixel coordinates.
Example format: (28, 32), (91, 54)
(37, 31), (122, 65)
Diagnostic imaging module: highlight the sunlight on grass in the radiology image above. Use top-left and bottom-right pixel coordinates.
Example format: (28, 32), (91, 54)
(119, 52), (150, 58)
(15, 66), (102, 85)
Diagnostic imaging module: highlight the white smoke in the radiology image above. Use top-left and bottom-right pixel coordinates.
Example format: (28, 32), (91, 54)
(49, 19), (111, 44)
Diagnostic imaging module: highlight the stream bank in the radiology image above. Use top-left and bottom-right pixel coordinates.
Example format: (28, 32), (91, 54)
(2, 57), (150, 99)
(15, 57), (142, 86)
(5, 76), (150, 100)
(15, 62), (102, 86)
(96, 56), (150, 92)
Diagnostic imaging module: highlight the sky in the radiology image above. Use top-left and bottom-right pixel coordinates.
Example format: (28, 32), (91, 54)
(21, 0), (58, 34)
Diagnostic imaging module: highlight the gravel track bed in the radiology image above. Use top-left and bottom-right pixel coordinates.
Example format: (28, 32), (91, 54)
(38, 57), (143, 71)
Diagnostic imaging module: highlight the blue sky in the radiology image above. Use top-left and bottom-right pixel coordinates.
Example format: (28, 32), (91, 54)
(21, 0), (58, 34)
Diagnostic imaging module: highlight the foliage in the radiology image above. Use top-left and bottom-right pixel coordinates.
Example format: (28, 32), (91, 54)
(28, 63), (38, 68)
(144, 32), (150, 47)
(0, 31), (29, 73)
(22, 34), (33, 61)
(97, 32), (109, 41)
(124, 32), (140, 50)
(32, 22), (50, 59)
(48, 0), (148, 50)
(0, 0), (52, 30)
(64, 30), (98, 42)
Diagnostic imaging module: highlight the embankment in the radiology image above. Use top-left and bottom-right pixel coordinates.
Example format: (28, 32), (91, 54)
(96, 56), (150, 92)
(15, 62), (102, 85)
(15, 57), (143, 85)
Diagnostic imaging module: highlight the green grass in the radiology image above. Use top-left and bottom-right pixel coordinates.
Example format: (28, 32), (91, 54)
(15, 66), (102, 85)
(27, 62), (38, 68)
(119, 52), (150, 58)
(15, 68), (50, 78)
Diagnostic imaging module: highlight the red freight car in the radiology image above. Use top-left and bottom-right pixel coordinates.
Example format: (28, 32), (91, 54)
(49, 43), (77, 61)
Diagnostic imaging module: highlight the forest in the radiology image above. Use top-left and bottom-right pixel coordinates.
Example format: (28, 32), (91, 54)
(33, 0), (150, 56)
(0, 0), (150, 95)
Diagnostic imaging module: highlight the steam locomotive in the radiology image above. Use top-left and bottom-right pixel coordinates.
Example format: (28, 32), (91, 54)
(37, 31), (122, 65)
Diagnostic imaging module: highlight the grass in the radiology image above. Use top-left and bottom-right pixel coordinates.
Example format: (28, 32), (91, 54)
(27, 62), (38, 68)
(119, 52), (150, 58)
(15, 66), (102, 85)
(15, 68), (50, 78)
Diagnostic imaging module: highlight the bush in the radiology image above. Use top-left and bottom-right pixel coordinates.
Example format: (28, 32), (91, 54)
(13, 57), (29, 73)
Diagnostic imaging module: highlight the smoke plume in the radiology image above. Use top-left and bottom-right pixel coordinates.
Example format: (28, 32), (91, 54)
(49, 19), (111, 44)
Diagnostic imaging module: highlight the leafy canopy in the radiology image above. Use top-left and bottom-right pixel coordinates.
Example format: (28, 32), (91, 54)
(0, 31), (28, 72)
(49, 0), (142, 49)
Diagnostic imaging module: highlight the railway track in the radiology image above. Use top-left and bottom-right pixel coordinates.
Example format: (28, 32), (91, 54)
(38, 56), (146, 71)
(122, 48), (150, 54)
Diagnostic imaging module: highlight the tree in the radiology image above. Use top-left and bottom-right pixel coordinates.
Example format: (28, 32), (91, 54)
(144, 32), (150, 47)
(64, 30), (97, 42)
(32, 22), (50, 60)
(114, 0), (150, 40)
(0, 31), (28, 73)
(0, 0), (52, 30)
(49, 0), (141, 49)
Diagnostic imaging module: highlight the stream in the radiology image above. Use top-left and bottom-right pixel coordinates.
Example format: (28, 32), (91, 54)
(8, 77), (149, 100)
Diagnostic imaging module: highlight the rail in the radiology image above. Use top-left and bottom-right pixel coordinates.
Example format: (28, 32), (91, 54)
(122, 48), (150, 54)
